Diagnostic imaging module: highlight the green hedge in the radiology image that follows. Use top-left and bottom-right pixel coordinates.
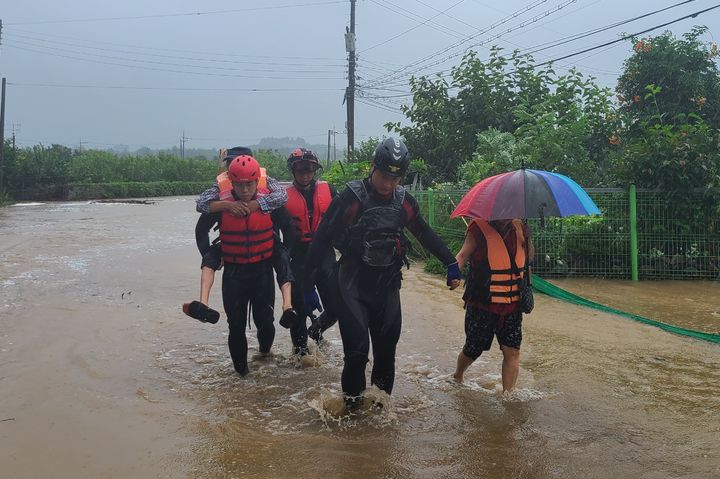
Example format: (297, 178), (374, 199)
(68, 181), (211, 200)
(9, 181), (212, 201)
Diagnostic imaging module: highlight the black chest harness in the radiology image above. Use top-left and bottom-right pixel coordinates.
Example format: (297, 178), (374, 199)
(341, 180), (410, 269)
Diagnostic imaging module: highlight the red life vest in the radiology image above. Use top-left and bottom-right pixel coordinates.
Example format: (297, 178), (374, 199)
(219, 208), (274, 264)
(469, 219), (527, 305)
(285, 181), (332, 243)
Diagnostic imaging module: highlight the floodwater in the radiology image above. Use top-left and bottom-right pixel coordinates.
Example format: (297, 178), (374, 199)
(1, 197), (718, 479)
(550, 278), (720, 334)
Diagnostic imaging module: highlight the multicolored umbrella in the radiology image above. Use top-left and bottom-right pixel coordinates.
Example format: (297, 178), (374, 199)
(450, 168), (601, 220)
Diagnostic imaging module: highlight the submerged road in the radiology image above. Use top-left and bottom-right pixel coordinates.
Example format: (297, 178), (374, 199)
(1, 197), (718, 478)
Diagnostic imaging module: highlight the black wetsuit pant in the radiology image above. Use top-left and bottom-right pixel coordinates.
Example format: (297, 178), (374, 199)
(289, 244), (341, 350)
(222, 260), (276, 372)
(336, 258), (402, 397)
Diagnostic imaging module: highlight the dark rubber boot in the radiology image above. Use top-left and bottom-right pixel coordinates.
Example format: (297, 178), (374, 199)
(234, 362), (249, 376)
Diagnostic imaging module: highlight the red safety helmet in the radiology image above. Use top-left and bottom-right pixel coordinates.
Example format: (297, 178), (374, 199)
(228, 155), (261, 183)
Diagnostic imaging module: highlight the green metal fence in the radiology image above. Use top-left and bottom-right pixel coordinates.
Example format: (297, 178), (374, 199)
(414, 187), (720, 280)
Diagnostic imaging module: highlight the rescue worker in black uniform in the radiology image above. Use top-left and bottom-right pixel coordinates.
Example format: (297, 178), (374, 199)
(279, 148), (342, 354)
(184, 146), (296, 324)
(216, 155), (297, 376)
(303, 138), (462, 408)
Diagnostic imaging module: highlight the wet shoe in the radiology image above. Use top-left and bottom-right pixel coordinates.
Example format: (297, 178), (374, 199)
(293, 345), (310, 357)
(279, 308), (298, 329)
(182, 301), (220, 324)
(344, 396), (362, 414)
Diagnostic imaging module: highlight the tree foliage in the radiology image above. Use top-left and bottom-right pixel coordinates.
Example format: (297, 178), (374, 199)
(387, 48), (617, 185)
(613, 28), (720, 196)
(616, 27), (720, 131)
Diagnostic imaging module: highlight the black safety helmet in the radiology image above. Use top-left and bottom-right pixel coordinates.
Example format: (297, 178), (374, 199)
(223, 146), (254, 164)
(372, 137), (409, 177)
(287, 148), (322, 172)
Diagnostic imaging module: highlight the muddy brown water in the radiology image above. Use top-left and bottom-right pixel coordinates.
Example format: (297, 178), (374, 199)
(549, 278), (720, 334)
(1, 197), (718, 478)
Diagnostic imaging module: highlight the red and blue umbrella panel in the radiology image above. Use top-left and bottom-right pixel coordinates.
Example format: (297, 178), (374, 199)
(451, 168), (601, 220)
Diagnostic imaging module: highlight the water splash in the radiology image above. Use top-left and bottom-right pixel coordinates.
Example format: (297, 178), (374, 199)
(307, 385), (397, 431)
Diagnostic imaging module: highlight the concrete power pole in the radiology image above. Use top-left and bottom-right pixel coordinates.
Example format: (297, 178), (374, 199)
(345, 0), (356, 159)
(0, 77), (6, 191)
(326, 129), (332, 168)
(11, 123), (20, 152)
(181, 131), (188, 160)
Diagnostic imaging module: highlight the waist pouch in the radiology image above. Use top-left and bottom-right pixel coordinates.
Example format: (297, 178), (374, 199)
(361, 234), (399, 267)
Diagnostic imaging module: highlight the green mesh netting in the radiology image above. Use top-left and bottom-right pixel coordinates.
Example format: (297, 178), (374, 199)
(533, 277), (720, 344)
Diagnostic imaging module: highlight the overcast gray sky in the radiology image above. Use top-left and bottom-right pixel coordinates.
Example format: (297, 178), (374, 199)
(1, 0), (718, 151)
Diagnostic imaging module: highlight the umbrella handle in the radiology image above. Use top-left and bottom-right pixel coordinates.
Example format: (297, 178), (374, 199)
(446, 194), (469, 227)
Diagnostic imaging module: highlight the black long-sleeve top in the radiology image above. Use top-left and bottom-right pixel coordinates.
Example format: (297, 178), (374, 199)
(303, 178), (456, 285)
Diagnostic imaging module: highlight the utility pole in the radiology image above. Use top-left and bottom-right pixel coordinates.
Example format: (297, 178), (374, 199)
(326, 129), (332, 168)
(11, 123), (20, 152)
(345, 0), (356, 159)
(180, 130), (188, 159)
(333, 126), (337, 163)
(0, 77), (6, 191)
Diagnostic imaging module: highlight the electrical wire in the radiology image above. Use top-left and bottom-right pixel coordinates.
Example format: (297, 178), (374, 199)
(3, 44), (346, 81)
(7, 82), (345, 92)
(361, 0), (572, 89)
(367, 0), (468, 39)
(363, 1), (468, 53)
(5, 1), (348, 25)
(524, 0), (698, 57)
(4, 31), (347, 68)
(361, 0), (703, 90)
(3, 37), (344, 75)
(5, 26), (346, 63)
(532, 3), (720, 68)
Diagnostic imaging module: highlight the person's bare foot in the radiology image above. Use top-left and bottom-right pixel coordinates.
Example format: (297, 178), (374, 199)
(452, 372), (464, 384)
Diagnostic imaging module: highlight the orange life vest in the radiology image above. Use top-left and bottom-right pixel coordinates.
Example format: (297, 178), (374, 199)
(469, 219), (526, 305)
(285, 181), (332, 243)
(217, 172), (233, 200)
(219, 208), (274, 264)
(217, 169), (267, 200)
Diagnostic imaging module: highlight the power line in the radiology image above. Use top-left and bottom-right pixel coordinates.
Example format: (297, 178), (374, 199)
(524, 0), (698, 57)
(356, 97), (404, 114)
(362, 0), (467, 52)
(410, 0), (481, 31)
(370, 0), (580, 88)
(360, 0), (699, 91)
(532, 3), (720, 68)
(5, 26), (346, 63)
(3, 37), (345, 74)
(7, 82), (345, 92)
(4, 44), (346, 81)
(5, 1), (348, 25)
(365, 0), (469, 42)
(4, 31), (347, 68)
(360, 0), (566, 89)
(444, 0), (694, 78)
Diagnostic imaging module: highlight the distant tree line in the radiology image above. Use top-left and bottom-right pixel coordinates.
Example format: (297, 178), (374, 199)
(0, 144), (293, 201)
